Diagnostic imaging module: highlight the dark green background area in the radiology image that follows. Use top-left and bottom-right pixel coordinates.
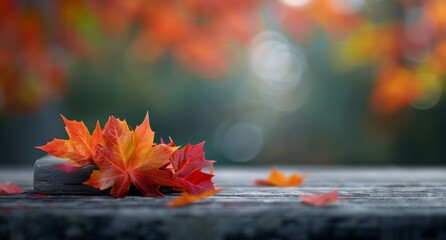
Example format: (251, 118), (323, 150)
(1, 31), (444, 166)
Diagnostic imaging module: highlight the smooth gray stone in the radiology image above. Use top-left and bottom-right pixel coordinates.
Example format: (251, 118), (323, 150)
(33, 155), (107, 195)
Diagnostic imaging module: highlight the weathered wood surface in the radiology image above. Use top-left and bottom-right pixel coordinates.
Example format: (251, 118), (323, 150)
(1, 156), (446, 240)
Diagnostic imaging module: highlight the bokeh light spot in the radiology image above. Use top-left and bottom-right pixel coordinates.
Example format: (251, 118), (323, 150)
(280, 0), (312, 8)
(249, 31), (309, 112)
(221, 122), (264, 163)
(251, 40), (293, 81)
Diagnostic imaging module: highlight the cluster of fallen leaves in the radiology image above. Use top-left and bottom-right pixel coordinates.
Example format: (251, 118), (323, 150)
(1, 164), (337, 207)
(255, 167), (339, 207)
(36, 113), (218, 206)
(2, 113), (338, 207)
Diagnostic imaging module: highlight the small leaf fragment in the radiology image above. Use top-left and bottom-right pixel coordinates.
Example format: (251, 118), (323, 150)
(167, 188), (222, 207)
(299, 190), (339, 207)
(255, 167), (305, 187)
(0, 182), (25, 195)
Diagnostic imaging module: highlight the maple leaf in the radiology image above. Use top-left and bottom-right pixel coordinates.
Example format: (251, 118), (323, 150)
(0, 182), (25, 195)
(255, 167), (305, 187)
(84, 113), (180, 198)
(36, 115), (103, 172)
(167, 188), (222, 207)
(166, 139), (216, 194)
(299, 191), (339, 207)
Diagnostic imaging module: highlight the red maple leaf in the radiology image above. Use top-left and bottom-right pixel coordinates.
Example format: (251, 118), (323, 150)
(36, 115), (103, 172)
(165, 139), (215, 194)
(299, 191), (339, 207)
(0, 182), (25, 195)
(84, 113), (180, 198)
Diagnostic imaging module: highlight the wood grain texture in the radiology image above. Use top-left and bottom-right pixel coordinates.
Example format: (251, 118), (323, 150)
(0, 156), (445, 240)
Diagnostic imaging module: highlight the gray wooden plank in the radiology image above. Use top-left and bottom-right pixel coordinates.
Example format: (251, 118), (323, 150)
(0, 156), (446, 239)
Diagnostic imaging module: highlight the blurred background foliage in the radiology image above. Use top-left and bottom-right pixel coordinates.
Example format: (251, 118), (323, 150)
(1, 0), (445, 165)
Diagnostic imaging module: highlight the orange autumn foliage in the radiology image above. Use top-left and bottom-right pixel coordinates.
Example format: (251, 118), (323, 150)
(37, 112), (217, 198)
(3, 0), (446, 116)
(277, 0), (364, 42)
(36, 115), (103, 173)
(84, 114), (180, 198)
(127, 0), (261, 78)
(167, 188), (222, 207)
(255, 167), (305, 187)
(371, 65), (421, 115)
(0, 1), (68, 113)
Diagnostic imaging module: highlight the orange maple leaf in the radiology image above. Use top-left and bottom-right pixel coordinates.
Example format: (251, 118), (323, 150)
(299, 191), (339, 207)
(36, 115), (103, 172)
(0, 182), (25, 195)
(84, 113), (180, 198)
(167, 188), (222, 207)
(255, 167), (305, 187)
